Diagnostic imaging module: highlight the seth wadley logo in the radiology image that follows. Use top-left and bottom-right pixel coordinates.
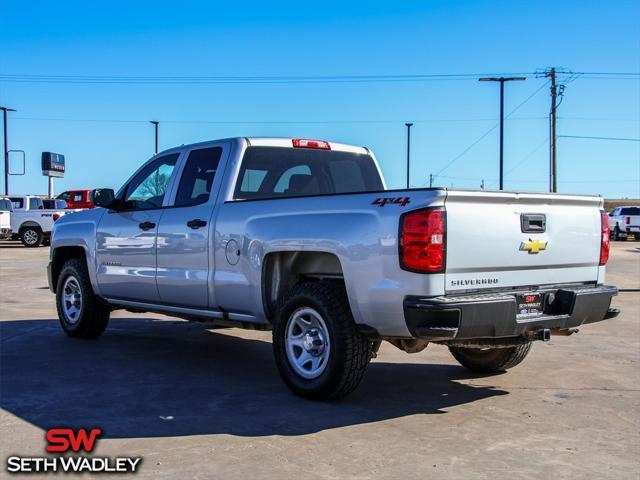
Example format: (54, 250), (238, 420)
(6, 428), (142, 474)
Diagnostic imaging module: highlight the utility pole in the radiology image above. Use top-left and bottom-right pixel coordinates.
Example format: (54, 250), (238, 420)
(429, 173), (433, 188)
(479, 77), (526, 190)
(405, 123), (413, 188)
(546, 68), (557, 192)
(150, 121), (159, 155)
(1, 106), (16, 195)
(480, 179), (485, 189)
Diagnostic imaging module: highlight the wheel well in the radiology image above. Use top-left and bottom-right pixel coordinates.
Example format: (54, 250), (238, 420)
(19, 222), (41, 231)
(51, 246), (87, 289)
(262, 251), (344, 319)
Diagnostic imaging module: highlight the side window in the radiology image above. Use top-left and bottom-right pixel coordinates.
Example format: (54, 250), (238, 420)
(58, 191), (70, 201)
(29, 198), (43, 210)
(274, 165), (311, 193)
(124, 153), (179, 210)
(73, 192), (83, 202)
(174, 147), (223, 207)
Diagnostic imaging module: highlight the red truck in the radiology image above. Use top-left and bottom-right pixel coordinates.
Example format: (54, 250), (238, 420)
(57, 190), (95, 209)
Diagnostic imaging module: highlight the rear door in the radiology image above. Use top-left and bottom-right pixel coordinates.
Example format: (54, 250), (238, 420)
(444, 190), (602, 292)
(96, 153), (180, 302)
(156, 144), (228, 308)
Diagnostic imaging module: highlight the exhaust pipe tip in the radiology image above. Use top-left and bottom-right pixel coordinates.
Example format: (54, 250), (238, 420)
(527, 328), (551, 341)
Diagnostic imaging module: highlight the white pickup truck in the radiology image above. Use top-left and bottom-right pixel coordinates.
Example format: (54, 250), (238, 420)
(8, 195), (71, 247)
(608, 206), (640, 240)
(48, 137), (619, 400)
(0, 197), (12, 239)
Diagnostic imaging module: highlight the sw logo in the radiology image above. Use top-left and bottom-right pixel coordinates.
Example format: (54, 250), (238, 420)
(519, 238), (548, 254)
(46, 427), (102, 453)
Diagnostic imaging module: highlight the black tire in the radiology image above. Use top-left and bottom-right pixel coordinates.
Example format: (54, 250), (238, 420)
(449, 342), (532, 373)
(273, 281), (371, 400)
(20, 226), (43, 247)
(55, 258), (110, 338)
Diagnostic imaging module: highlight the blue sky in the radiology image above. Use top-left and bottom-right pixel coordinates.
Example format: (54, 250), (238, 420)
(1, 0), (639, 198)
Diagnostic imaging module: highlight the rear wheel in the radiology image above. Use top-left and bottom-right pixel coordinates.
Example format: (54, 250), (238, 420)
(56, 258), (110, 338)
(449, 342), (532, 373)
(273, 281), (371, 400)
(20, 226), (43, 247)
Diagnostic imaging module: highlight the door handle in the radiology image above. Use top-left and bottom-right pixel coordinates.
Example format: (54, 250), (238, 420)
(187, 219), (207, 229)
(138, 221), (156, 231)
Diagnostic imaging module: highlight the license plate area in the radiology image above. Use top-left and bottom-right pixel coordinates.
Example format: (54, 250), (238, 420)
(516, 292), (544, 317)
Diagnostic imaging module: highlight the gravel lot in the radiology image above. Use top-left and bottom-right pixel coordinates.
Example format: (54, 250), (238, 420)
(1, 240), (638, 479)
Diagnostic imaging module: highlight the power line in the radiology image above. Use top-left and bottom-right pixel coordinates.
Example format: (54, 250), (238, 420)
(433, 80), (550, 177)
(558, 135), (640, 142)
(11, 116), (546, 125)
(1, 71), (637, 85)
(0, 72), (537, 84)
(505, 137), (549, 175)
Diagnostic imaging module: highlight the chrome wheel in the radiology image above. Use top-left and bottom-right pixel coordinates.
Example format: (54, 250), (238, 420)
(23, 229), (39, 245)
(285, 307), (331, 379)
(62, 276), (82, 324)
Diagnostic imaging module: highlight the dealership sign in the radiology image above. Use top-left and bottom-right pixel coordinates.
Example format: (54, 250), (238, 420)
(5, 427), (142, 474)
(41, 152), (65, 178)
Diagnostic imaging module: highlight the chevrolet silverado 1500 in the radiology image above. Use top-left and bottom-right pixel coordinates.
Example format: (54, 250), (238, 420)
(48, 137), (619, 399)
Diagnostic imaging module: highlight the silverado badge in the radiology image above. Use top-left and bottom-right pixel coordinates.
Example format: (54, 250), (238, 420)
(519, 238), (548, 254)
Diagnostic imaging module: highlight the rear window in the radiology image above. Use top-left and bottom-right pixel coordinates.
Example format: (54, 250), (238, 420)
(9, 197), (23, 209)
(620, 207), (640, 215)
(234, 147), (383, 200)
(0, 199), (12, 211)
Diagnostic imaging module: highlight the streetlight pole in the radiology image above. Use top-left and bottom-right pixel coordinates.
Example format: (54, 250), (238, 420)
(149, 121), (159, 155)
(1, 106), (16, 195)
(479, 77), (526, 190)
(405, 123), (413, 188)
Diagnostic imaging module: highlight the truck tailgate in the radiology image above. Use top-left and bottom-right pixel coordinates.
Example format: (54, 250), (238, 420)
(444, 190), (603, 292)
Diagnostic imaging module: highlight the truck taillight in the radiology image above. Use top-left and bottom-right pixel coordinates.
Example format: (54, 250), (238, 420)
(600, 210), (610, 265)
(626, 216), (630, 225)
(400, 208), (446, 273)
(53, 214), (60, 221)
(292, 138), (331, 150)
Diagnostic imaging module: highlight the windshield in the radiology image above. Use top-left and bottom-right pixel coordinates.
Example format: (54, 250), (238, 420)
(234, 146), (383, 200)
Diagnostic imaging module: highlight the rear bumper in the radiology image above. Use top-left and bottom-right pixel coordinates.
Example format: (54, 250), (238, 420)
(404, 285), (619, 340)
(0, 227), (12, 238)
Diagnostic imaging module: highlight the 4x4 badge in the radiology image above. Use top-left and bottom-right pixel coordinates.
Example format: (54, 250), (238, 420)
(519, 238), (548, 254)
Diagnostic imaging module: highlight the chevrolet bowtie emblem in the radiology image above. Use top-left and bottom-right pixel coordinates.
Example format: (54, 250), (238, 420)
(519, 238), (548, 254)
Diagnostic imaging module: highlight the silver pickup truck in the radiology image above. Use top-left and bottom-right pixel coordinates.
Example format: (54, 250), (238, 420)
(48, 137), (619, 399)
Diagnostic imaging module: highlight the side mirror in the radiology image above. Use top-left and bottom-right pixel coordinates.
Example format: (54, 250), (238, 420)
(93, 188), (117, 209)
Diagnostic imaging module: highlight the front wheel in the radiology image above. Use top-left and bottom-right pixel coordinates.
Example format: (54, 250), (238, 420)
(20, 226), (43, 247)
(56, 258), (111, 338)
(273, 281), (371, 400)
(449, 342), (532, 373)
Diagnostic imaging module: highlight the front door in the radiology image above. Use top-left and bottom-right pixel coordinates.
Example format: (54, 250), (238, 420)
(156, 145), (227, 308)
(96, 153), (179, 303)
